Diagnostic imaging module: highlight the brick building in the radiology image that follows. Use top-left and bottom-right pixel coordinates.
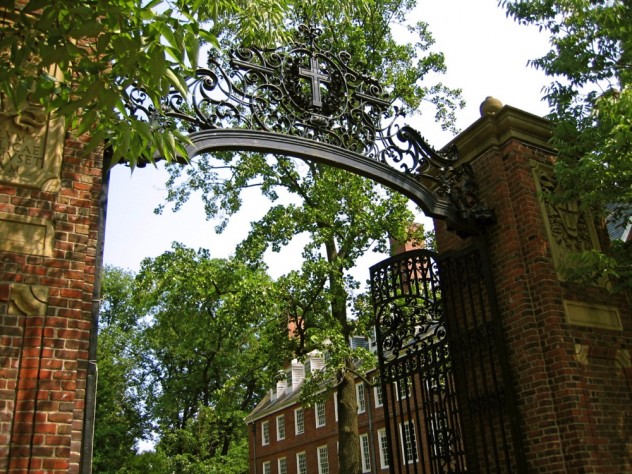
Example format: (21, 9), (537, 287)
(245, 350), (406, 474)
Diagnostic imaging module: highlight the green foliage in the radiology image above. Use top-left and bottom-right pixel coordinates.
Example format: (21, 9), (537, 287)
(133, 244), (288, 434)
(1, 0), (291, 166)
(501, 0), (632, 290)
(2, 0), (461, 166)
(94, 254), (288, 472)
(130, 243), (289, 471)
(562, 241), (632, 293)
(154, 406), (250, 474)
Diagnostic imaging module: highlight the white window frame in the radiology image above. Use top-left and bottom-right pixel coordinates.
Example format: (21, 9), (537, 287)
(378, 428), (389, 469)
(262, 460), (271, 474)
(356, 382), (366, 414)
(334, 392), (338, 421)
(296, 451), (307, 474)
(278, 456), (287, 474)
(374, 385), (383, 408)
(261, 420), (269, 446)
(400, 420), (418, 464)
(316, 401), (326, 428)
(294, 407), (304, 435)
(360, 433), (371, 473)
(276, 414), (285, 441)
(317, 445), (330, 474)
(396, 377), (412, 400)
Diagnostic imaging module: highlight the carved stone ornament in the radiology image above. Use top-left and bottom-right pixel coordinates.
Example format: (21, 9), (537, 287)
(0, 211), (55, 256)
(563, 299), (622, 331)
(0, 95), (65, 192)
(0, 9), (65, 192)
(7, 283), (49, 317)
(615, 349), (631, 369)
(437, 162), (496, 229)
(574, 344), (589, 365)
(530, 160), (601, 279)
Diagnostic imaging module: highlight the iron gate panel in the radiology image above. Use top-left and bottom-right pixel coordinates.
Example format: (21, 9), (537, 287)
(370, 245), (524, 473)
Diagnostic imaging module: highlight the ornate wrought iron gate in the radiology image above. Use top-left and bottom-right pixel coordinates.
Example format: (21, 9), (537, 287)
(370, 244), (525, 473)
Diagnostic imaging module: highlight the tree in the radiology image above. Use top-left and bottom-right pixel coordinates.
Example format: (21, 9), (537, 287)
(1, 0), (461, 167)
(168, 159), (425, 474)
(94, 251), (288, 472)
(93, 266), (146, 473)
(0, 0), (292, 165)
(501, 0), (632, 290)
(132, 244), (289, 472)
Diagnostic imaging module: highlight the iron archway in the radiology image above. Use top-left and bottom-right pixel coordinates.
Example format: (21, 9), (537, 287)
(125, 24), (518, 473)
(127, 24), (494, 236)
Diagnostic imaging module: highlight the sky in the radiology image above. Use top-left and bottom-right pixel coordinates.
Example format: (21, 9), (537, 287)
(102, 0), (552, 278)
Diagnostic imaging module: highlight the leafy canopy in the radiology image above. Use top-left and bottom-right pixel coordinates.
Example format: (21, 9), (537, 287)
(93, 249), (290, 473)
(93, 266), (147, 474)
(0, 0), (291, 166)
(501, 0), (632, 290)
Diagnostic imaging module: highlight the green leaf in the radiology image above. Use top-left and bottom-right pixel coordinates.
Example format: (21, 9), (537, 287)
(163, 68), (188, 97)
(184, 30), (199, 69)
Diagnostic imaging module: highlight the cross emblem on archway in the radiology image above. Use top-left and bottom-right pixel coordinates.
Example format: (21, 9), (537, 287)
(299, 56), (330, 107)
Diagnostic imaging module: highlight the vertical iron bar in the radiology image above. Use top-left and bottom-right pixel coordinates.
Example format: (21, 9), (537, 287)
(462, 250), (500, 472)
(475, 237), (527, 472)
(440, 253), (479, 472)
(470, 250), (512, 470)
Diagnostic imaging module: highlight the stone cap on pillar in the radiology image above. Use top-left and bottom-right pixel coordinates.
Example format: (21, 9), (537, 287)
(443, 97), (554, 164)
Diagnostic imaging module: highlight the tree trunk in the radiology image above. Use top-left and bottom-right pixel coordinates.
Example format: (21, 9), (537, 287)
(324, 236), (361, 473)
(337, 361), (361, 474)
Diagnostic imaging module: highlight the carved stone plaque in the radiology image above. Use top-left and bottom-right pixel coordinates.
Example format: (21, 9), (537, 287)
(564, 299), (622, 331)
(530, 160), (601, 280)
(0, 212), (54, 256)
(0, 101), (65, 192)
(0, 11), (65, 193)
(7, 283), (49, 317)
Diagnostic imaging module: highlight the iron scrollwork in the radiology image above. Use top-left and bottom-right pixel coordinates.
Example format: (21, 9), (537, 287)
(126, 24), (494, 229)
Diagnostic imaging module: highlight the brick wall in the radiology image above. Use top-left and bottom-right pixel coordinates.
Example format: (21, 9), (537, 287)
(435, 104), (632, 472)
(0, 132), (105, 473)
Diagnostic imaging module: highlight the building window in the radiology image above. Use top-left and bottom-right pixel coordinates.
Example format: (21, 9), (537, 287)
(262, 420), (269, 446)
(374, 385), (383, 407)
(360, 433), (371, 473)
(263, 461), (271, 474)
(430, 409), (450, 458)
(317, 445), (329, 474)
(277, 414), (285, 441)
(295, 407), (304, 435)
(400, 421), (418, 464)
(356, 382), (366, 414)
(296, 451), (307, 474)
(378, 428), (389, 469)
(278, 457), (287, 474)
(334, 392), (338, 421)
(397, 377), (412, 400)
(316, 401), (326, 428)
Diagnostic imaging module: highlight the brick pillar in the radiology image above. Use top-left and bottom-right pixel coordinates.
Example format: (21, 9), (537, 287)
(434, 100), (632, 473)
(0, 106), (105, 473)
